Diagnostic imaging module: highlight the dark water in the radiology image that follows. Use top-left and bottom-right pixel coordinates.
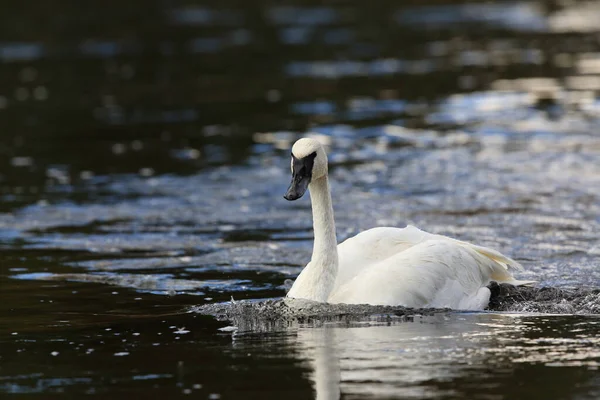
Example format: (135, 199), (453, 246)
(2, 1), (600, 398)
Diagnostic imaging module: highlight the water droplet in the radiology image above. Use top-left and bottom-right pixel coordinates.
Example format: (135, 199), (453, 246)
(266, 89), (281, 103)
(33, 86), (48, 101)
(10, 157), (33, 167)
(112, 143), (126, 155)
(80, 170), (94, 180)
(139, 167), (154, 177)
(131, 140), (143, 151)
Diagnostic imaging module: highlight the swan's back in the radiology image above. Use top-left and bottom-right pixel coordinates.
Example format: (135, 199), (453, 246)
(335, 225), (431, 289)
(331, 240), (507, 309)
(331, 226), (529, 310)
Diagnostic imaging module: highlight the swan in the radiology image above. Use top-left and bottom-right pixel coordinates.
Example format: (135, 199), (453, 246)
(283, 138), (532, 310)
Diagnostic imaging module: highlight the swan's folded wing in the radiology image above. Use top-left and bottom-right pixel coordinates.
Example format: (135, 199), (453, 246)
(335, 225), (532, 291)
(331, 240), (525, 309)
(335, 225), (434, 290)
(427, 234), (534, 285)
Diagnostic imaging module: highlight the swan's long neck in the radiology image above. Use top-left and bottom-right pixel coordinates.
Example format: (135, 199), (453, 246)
(288, 175), (339, 302)
(310, 176), (338, 272)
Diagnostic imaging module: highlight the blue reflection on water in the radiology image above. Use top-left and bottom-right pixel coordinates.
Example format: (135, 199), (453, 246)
(267, 7), (338, 25)
(291, 101), (336, 115)
(396, 2), (547, 32)
(0, 43), (45, 61)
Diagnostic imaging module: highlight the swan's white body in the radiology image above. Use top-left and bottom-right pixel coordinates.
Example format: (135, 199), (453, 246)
(285, 138), (531, 310)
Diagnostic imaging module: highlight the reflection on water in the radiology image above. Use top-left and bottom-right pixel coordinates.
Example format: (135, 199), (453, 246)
(228, 313), (600, 399)
(2, 0), (600, 398)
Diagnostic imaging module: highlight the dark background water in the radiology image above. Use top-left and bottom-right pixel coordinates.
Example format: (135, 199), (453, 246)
(3, 0), (598, 204)
(1, 1), (600, 398)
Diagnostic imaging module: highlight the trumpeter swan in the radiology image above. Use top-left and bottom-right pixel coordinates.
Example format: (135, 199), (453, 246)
(283, 138), (532, 310)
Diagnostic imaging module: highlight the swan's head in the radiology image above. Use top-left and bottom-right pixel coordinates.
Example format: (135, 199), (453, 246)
(284, 138), (328, 201)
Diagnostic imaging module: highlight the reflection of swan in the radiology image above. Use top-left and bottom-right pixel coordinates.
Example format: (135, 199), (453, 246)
(302, 328), (340, 400)
(284, 138), (532, 310)
(295, 314), (518, 399)
(224, 312), (598, 399)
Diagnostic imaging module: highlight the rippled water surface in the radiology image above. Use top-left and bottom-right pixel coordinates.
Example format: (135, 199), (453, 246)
(2, 0), (600, 398)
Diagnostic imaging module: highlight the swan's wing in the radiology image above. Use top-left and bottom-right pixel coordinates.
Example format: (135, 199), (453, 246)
(335, 225), (435, 289)
(335, 225), (530, 290)
(330, 240), (516, 310)
(422, 230), (532, 285)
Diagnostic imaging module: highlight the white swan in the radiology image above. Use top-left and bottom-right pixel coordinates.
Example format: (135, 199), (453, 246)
(283, 138), (532, 310)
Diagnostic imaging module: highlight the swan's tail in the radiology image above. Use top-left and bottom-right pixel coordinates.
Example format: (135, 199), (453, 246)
(458, 242), (535, 286)
(390, 225), (535, 287)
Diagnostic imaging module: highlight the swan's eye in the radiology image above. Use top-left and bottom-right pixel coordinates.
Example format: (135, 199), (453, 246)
(291, 152), (316, 178)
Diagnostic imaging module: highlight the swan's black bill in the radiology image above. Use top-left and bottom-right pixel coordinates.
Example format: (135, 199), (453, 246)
(284, 152), (317, 201)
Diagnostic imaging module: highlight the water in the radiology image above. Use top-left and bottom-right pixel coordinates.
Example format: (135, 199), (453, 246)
(1, 1), (600, 398)
(216, 309), (600, 400)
